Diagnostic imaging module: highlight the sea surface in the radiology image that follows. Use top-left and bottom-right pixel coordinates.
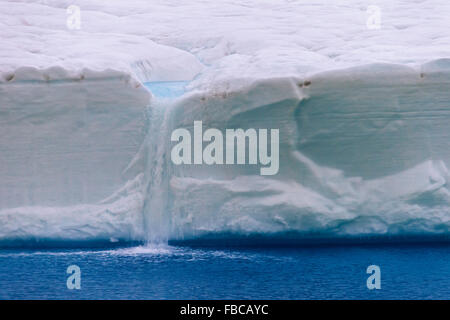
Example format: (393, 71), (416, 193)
(0, 243), (449, 299)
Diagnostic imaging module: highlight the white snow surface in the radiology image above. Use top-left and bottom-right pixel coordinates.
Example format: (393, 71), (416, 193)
(2, 0), (450, 84)
(1, 0), (450, 243)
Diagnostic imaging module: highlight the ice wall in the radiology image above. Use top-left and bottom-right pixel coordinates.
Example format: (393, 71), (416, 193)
(0, 68), (149, 242)
(162, 61), (450, 240)
(0, 68), (149, 208)
(1, 62), (449, 244)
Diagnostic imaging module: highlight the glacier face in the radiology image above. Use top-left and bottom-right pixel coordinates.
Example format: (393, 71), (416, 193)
(162, 63), (450, 240)
(0, 69), (149, 242)
(0, 0), (450, 244)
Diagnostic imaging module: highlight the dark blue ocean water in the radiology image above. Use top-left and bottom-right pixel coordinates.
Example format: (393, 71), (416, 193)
(0, 243), (449, 299)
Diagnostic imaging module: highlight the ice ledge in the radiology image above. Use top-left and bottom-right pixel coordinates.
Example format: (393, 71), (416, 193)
(0, 66), (144, 87)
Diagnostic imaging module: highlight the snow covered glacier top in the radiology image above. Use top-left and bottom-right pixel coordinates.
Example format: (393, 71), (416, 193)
(2, 0), (450, 85)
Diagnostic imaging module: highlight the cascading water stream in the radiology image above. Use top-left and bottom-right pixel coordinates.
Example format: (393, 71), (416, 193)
(141, 82), (188, 244)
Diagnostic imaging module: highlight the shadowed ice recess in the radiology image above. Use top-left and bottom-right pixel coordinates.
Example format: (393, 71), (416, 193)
(1, 61), (450, 246)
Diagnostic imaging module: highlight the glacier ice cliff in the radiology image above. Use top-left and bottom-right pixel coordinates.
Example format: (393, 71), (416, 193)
(0, 69), (150, 242)
(158, 62), (450, 241)
(0, 0), (450, 245)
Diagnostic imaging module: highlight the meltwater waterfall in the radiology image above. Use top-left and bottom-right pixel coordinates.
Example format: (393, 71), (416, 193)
(142, 82), (187, 244)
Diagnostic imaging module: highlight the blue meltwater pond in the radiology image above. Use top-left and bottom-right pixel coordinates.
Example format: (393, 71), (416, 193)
(0, 243), (449, 299)
(144, 81), (188, 98)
